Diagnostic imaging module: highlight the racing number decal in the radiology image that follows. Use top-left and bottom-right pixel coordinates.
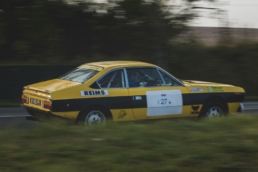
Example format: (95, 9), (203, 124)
(160, 99), (167, 105)
(146, 90), (183, 116)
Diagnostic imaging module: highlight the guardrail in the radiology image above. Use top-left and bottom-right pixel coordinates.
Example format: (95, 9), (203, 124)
(243, 102), (258, 110)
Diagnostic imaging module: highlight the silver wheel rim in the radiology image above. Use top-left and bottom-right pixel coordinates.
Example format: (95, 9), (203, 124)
(85, 110), (106, 127)
(206, 106), (224, 118)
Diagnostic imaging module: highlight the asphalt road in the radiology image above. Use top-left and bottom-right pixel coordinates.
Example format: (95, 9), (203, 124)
(0, 107), (36, 129)
(0, 102), (257, 129)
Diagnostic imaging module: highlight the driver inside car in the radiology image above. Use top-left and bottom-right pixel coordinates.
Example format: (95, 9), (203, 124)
(128, 71), (140, 87)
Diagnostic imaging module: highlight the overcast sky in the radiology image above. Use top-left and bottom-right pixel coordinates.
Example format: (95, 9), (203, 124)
(186, 0), (258, 28)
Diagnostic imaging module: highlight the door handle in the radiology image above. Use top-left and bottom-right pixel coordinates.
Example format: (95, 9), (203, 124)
(133, 96), (142, 100)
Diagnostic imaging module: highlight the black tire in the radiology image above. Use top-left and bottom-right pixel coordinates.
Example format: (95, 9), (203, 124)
(78, 108), (111, 127)
(199, 102), (227, 119)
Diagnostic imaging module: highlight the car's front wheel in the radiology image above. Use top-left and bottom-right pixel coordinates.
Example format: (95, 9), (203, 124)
(200, 102), (227, 118)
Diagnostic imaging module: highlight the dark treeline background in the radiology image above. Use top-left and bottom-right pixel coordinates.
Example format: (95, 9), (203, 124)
(0, 0), (258, 100)
(0, 0), (192, 65)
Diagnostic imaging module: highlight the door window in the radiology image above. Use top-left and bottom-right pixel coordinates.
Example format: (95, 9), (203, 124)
(97, 69), (125, 88)
(158, 70), (181, 86)
(126, 68), (164, 88)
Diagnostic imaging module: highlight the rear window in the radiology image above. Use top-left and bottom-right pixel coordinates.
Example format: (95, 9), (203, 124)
(59, 67), (101, 83)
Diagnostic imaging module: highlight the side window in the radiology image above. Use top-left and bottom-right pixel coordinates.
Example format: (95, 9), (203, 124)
(126, 68), (164, 88)
(97, 69), (125, 88)
(159, 70), (180, 86)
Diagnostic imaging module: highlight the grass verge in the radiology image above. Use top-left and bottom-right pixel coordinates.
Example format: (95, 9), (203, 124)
(0, 101), (20, 108)
(245, 96), (258, 102)
(0, 115), (258, 172)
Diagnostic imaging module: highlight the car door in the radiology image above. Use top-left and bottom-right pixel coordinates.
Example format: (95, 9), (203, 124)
(94, 68), (135, 121)
(126, 67), (191, 120)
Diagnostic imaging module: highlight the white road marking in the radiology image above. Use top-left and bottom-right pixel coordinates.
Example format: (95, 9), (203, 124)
(0, 115), (30, 118)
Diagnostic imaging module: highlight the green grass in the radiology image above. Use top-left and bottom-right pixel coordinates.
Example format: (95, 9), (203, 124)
(0, 101), (20, 108)
(1, 115), (258, 172)
(245, 96), (258, 101)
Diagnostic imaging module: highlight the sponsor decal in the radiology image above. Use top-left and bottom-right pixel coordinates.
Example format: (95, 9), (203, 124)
(80, 90), (108, 96)
(118, 110), (127, 119)
(191, 105), (200, 114)
(190, 88), (203, 93)
(206, 87), (224, 92)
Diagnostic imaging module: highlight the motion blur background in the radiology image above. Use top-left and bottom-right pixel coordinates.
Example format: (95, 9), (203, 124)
(1, 2), (258, 171)
(0, 0), (258, 102)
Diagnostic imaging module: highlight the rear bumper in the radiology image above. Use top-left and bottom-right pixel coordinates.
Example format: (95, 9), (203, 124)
(237, 103), (244, 112)
(21, 104), (72, 122)
(21, 104), (52, 120)
(21, 104), (74, 123)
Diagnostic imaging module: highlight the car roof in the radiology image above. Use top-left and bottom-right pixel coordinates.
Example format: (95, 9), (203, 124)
(80, 61), (155, 68)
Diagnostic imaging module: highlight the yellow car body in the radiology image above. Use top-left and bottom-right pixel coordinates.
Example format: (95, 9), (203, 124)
(21, 61), (245, 125)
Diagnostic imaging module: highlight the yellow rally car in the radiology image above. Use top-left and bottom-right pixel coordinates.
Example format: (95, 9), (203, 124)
(21, 61), (245, 126)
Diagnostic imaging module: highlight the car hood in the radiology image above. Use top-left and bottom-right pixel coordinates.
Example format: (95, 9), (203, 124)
(26, 79), (81, 93)
(182, 80), (233, 87)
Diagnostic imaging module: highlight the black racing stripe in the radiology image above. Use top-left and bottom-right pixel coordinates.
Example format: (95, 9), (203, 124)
(51, 92), (245, 112)
(52, 96), (132, 112)
(183, 92), (245, 105)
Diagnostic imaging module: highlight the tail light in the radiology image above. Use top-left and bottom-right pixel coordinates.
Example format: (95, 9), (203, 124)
(21, 94), (28, 104)
(43, 100), (52, 110)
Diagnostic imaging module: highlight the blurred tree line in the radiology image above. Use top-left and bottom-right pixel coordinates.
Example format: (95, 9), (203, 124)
(1, 0), (258, 97)
(0, 0), (205, 65)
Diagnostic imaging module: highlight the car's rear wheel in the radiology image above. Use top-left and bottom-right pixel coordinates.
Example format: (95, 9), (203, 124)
(200, 102), (227, 118)
(79, 108), (110, 127)
(85, 110), (106, 127)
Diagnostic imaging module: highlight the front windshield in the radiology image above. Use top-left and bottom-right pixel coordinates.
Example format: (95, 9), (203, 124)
(59, 67), (100, 83)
